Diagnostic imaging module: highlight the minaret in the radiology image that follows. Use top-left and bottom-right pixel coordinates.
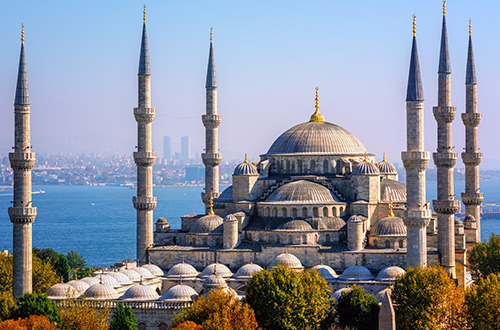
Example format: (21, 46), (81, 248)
(201, 28), (222, 212)
(9, 26), (37, 300)
(402, 15), (432, 268)
(461, 20), (483, 245)
(432, 1), (460, 278)
(133, 7), (157, 265)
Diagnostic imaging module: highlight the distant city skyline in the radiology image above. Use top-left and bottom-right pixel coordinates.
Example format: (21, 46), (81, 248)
(0, 1), (497, 168)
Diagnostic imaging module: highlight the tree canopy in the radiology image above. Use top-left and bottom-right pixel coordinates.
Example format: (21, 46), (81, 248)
(0, 315), (57, 330)
(109, 302), (137, 330)
(465, 272), (500, 330)
(468, 233), (500, 281)
(33, 248), (70, 282)
(335, 284), (379, 330)
(14, 292), (61, 325)
(59, 300), (110, 330)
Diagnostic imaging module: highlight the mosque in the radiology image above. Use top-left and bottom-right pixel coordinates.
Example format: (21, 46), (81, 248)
(9, 3), (483, 330)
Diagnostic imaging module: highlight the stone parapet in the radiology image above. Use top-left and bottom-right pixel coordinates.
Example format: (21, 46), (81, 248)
(134, 107), (156, 124)
(9, 152), (36, 170)
(432, 200), (460, 215)
(133, 151), (156, 167)
(133, 196), (157, 211)
(461, 192), (484, 206)
(461, 113), (481, 127)
(8, 206), (37, 223)
(461, 152), (482, 166)
(202, 114), (221, 129)
(433, 106), (457, 123)
(401, 151), (429, 170)
(433, 152), (457, 168)
(202, 153), (222, 166)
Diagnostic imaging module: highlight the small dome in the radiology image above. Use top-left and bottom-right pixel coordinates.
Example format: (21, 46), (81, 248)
(84, 283), (120, 300)
(46, 283), (79, 300)
(107, 272), (134, 286)
(81, 276), (100, 286)
(378, 160), (397, 174)
(233, 263), (264, 279)
(120, 269), (142, 282)
(233, 160), (258, 175)
(376, 266), (406, 281)
(375, 288), (392, 303)
(203, 274), (227, 289)
(265, 180), (336, 204)
(455, 218), (464, 227)
(464, 214), (476, 222)
(371, 217), (407, 236)
(269, 252), (304, 270)
(160, 284), (198, 302)
(308, 217), (346, 230)
(277, 219), (313, 231)
(95, 274), (121, 289)
(141, 264), (164, 277)
(348, 215), (365, 223)
(224, 214), (237, 222)
(312, 264), (338, 281)
(339, 265), (374, 280)
(157, 217), (168, 224)
(352, 161), (380, 175)
(67, 280), (90, 294)
(199, 263), (233, 278)
(189, 215), (223, 235)
(120, 284), (160, 301)
(166, 262), (199, 279)
(131, 267), (155, 280)
(331, 287), (352, 301)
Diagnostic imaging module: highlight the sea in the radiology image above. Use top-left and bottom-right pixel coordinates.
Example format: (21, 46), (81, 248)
(1, 179), (500, 268)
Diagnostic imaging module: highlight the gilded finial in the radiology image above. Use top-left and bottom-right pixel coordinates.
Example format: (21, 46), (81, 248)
(21, 24), (24, 44)
(388, 193), (395, 217)
(469, 19), (471, 36)
(209, 191), (214, 215)
(382, 153), (387, 162)
(244, 153), (248, 164)
(309, 87), (325, 122)
(363, 152), (368, 162)
(210, 27), (213, 43)
(143, 5), (146, 23)
(442, 0), (446, 16)
(412, 14), (416, 37)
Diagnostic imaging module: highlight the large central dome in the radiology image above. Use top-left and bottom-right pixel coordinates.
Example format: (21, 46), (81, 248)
(265, 121), (367, 156)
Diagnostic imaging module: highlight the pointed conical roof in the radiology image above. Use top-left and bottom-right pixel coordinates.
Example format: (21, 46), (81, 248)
(15, 41), (30, 106)
(206, 33), (217, 88)
(438, 15), (451, 74)
(466, 35), (476, 84)
(406, 36), (424, 101)
(138, 22), (150, 75)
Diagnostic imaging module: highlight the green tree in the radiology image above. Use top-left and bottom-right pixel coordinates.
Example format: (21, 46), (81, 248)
(335, 285), (379, 330)
(391, 266), (465, 330)
(0, 292), (17, 321)
(465, 272), (500, 330)
(66, 250), (87, 269)
(33, 248), (70, 282)
(59, 300), (110, 330)
(173, 288), (258, 330)
(468, 233), (500, 281)
(0, 254), (13, 294)
(245, 265), (332, 330)
(109, 302), (137, 330)
(14, 292), (61, 325)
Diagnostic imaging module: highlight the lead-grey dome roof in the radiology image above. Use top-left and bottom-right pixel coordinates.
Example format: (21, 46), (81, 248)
(141, 264), (164, 277)
(233, 161), (258, 175)
(352, 161), (380, 175)
(67, 280), (90, 294)
(378, 160), (397, 174)
(233, 263), (264, 279)
(375, 266), (405, 281)
(189, 214), (223, 235)
(160, 284), (198, 302)
(166, 262), (199, 279)
(131, 267), (155, 280)
(84, 283), (120, 300)
(46, 283), (79, 299)
(265, 180), (336, 204)
(269, 252), (304, 270)
(107, 272), (133, 286)
(371, 217), (407, 236)
(277, 219), (314, 231)
(119, 284), (160, 301)
(312, 264), (338, 280)
(339, 265), (374, 280)
(265, 121), (367, 155)
(199, 263), (233, 278)
(307, 217), (346, 230)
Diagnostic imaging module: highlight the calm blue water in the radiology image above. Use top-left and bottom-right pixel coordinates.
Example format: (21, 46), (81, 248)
(0, 179), (499, 267)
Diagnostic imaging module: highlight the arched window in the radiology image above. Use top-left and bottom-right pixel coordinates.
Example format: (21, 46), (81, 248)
(291, 161), (296, 173)
(323, 207), (329, 217)
(313, 207), (319, 217)
(173, 236), (177, 244)
(215, 238), (221, 246)
(385, 240), (391, 248)
(282, 208), (287, 217)
(203, 238), (208, 246)
(266, 207), (270, 217)
(270, 235), (275, 243)
(286, 160), (290, 172)
(325, 234), (331, 243)
(297, 160), (303, 173)
(292, 208), (298, 218)
(272, 207), (278, 217)
(288, 235), (293, 244)
(259, 234), (264, 242)
(315, 234), (319, 243)
(310, 160), (316, 172)
(323, 159), (329, 173)
(276, 235), (281, 243)
(339, 207), (344, 215)
(248, 233), (252, 241)
(333, 207), (338, 217)
(192, 238), (197, 246)
(399, 239), (404, 248)
(302, 207), (308, 218)
(302, 235), (307, 244)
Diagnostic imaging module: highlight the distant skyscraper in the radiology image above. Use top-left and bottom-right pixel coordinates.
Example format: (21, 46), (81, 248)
(181, 136), (190, 161)
(163, 136), (171, 160)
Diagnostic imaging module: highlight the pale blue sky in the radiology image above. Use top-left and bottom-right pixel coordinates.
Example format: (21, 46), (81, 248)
(0, 1), (497, 167)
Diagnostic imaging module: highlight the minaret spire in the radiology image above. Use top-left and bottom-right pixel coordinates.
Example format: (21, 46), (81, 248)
(202, 27), (222, 212)
(133, 7), (157, 265)
(439, 1), (451, 74)
(402, 14), (432, 268)
(10, 25), (37, 299)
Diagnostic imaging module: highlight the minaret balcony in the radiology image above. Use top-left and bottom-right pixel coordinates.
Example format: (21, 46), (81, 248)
(8, 206), (37, 223)
(401, 151), (430, 170)
(202, 153), (222, 166)
(461, 113), (481, 127)
(201, 191), (221, 205)
(461, 192), (484, 206)
(432, 152), (457, 168)
(9, 152), (36, 170)
(14, 104), (31, 113)
(134, 107), (156, 124)
(403, 209), (431, 227)
(433, 106), (457, 123)
(133, 151), (156, 167)
(202, 115), (221, 129)
(432, 200), (461, 215)
(133, 196), (157, 211)
(461, 152), (482, 166)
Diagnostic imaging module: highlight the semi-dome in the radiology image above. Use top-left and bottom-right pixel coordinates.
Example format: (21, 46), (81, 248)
(160, 284), (198, 302)
(371, 217), (407, 236)
(277, 219), (313, 231)
(131, 267), (155, 280)
(119, 284), (160, 301)
(378, 158), (397, 174)
(216, 186), (233, 202)
(233, 157), (258, 175)
(312, 264), (338, 281)
(166, 262), (199, 279)
(269, 252), (303, 270)
(141, 264), (164, 277)
(352, 160), (380, 175)
(199, 263), (233, 278)
(339, 265), (374, 280)
(120, 269), (142, 282)
(84, 283), (120, 300)
(67, 280), (90, 294)
(376, 266), (406, 281)
(233, 263), (264, 279)
(108, 272), (134, 286)
(46, 283), (79, 299)
(265, 121), (367, 156)
(307, 217), (346, 230)
(265, 180), (335, 204)
(189, 214), (223, 235)
(81, 276), (100, 286)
